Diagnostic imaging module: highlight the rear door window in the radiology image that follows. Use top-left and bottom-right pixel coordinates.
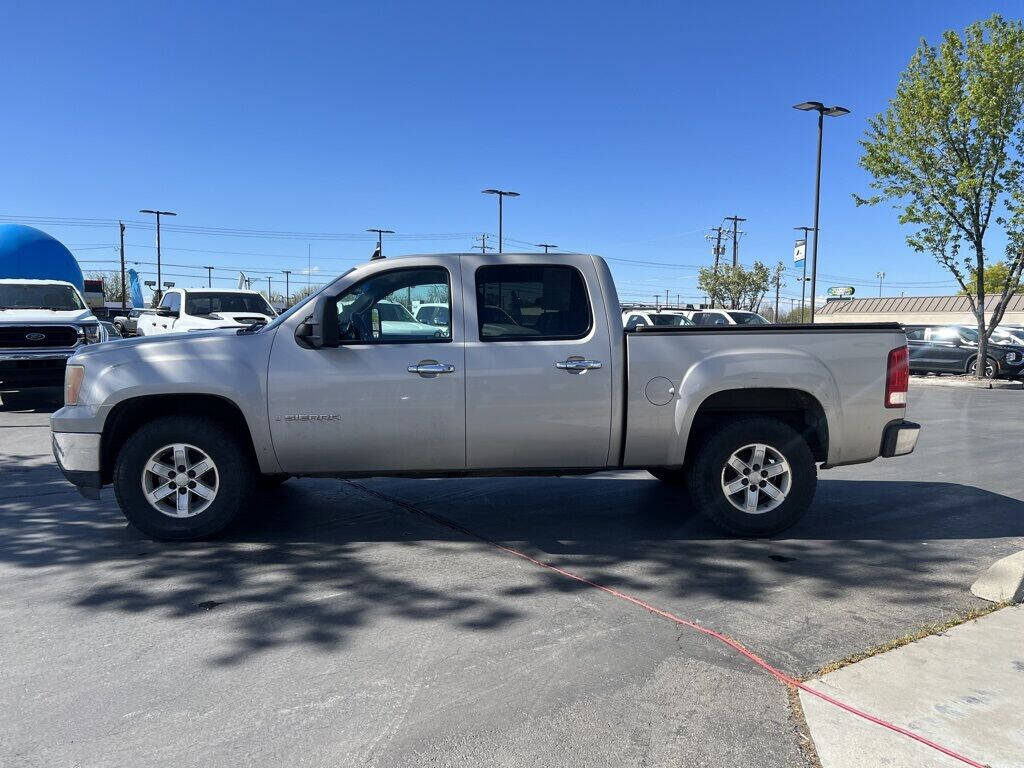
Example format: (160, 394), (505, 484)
(475, 265), (592, 341)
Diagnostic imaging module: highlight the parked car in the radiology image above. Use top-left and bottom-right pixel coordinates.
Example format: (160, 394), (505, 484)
(414, 302), (450, 327)
(685, 309), (770, 326)
(137, 288), (277, 336)
(905, 324), (1024, 378)
(111, 308), (155, 337)
(0, 279), (107, 392)
(996, 324), (1024, 345)
(51, 252), (918, 541)
(621, 309), (692, 329)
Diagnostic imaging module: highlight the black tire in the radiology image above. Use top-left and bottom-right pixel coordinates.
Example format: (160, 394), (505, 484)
(686, 417), (817, 537)
(113, 415), (255, 541)
(648, 468), (686, 485)
(968, 356), (999, 378)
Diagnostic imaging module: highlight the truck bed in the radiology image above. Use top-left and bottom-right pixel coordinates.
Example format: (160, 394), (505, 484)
(622, 322), (908, 469)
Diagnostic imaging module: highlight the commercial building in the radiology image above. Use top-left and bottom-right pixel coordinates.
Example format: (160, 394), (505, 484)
(815, 294), (1024, 325)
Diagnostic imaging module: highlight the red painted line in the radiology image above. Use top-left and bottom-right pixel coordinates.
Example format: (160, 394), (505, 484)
(348, 481), (987, 768)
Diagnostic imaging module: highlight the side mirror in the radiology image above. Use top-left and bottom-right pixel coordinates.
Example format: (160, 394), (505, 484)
(157, 306), (178, 318)
(302, 293), (339, 349)
(952, 337), (962, 347)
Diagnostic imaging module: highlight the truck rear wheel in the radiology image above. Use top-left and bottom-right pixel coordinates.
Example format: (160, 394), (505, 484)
(686, 417), (816, 537)
(113, 416), (255, 541)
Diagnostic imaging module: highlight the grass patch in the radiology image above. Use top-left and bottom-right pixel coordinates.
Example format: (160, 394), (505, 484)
(817, 601), (1011, 677)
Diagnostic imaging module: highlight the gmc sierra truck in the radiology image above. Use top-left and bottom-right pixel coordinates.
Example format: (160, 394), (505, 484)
(50, 252), (919, 540)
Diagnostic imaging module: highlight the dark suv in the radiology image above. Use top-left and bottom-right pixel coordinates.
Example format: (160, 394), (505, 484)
(905, 324), (1024, 378)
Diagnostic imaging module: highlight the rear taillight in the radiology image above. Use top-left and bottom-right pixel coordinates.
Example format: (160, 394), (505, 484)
(885, 346), (909, 408)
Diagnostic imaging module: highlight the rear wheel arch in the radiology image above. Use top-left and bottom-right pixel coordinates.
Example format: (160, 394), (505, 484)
(101, 394), (258, 484)
(684, 387), (829, 465)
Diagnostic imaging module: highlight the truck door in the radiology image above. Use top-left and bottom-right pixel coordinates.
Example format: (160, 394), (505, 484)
(461, 255), (613, 469)
(268, 260), (466, 474)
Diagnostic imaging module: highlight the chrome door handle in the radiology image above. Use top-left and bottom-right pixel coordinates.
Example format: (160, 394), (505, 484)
(555, 359), (602, 372)
(407, 362), (455, 375)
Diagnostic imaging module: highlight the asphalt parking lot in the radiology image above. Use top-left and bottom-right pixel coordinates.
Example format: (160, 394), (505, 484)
(2, 385), (1022, 768)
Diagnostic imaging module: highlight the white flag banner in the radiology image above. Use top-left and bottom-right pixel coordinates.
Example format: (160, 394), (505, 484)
(793, 239), (806, 263)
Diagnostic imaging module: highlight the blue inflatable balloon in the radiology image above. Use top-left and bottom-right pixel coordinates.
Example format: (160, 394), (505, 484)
(0, 224), (85, 292)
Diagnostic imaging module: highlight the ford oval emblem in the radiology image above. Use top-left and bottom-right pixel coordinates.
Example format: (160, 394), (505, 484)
(25, 332), (46, 341)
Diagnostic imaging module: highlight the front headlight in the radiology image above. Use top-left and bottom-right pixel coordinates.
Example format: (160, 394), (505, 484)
(79, 322), (101, 343)
(1006, 351), (1021, 363)
(64, 364), (85, 406)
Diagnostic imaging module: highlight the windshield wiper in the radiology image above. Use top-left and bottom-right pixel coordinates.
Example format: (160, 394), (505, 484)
(237, 319), (268, 335)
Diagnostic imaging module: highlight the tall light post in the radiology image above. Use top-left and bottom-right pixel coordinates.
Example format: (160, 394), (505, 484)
(139, 209), (177, 302)
(282, 270), (291, 306)
(203, 265), (214, 287)
(793, 101), (849, 322)
(535, 243), (557, 253)
(482, 189), (519, 253)
(794, 225), (814, 322)
(366, 228), (394, 260)
(876, 271), (886, 297)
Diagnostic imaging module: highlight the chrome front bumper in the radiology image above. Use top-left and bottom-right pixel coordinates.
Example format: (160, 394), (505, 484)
(52, 431), (102, 498)
(881, 420), (920, 458)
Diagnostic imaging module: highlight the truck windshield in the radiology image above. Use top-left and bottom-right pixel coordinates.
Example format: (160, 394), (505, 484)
(185, 293), (275, 316)
(0, 283), (85, 311)
(727, 312), (769, 325)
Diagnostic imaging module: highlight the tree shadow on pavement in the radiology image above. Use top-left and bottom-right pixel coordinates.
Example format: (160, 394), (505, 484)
(1, 457), (1021, 667)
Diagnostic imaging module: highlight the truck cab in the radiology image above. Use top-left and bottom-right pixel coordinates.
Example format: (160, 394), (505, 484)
(138, 288), (277, 335)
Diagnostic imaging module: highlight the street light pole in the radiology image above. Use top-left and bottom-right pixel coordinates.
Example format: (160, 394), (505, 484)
(535, 243), (557, 253)
(876, 271), (886, 297)
(366, 228), (394, 260)
(482, 189), (520, 253)
(203, 265), (214, 288)
(793, 101), (849, 322)
(794, 226), (814, 322)
(139, 209), (177, 302)
(282, 270), (291, 306)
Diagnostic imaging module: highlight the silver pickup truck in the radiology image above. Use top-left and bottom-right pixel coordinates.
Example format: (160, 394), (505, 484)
(50, 252), (919, 540)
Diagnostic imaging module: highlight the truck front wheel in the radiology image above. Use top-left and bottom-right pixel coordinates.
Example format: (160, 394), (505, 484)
(113, 416), (255, 540)
(687, 417), (817, 537)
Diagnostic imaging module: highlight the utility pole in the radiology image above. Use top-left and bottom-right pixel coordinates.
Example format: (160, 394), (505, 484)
(654, 294), (659, 310)
(266, 276), (272, 302)
(118, 221), (127, 310)
(724, 216), (746, 268)
(794, 226), (814, 322)
(706, 226), (727, 273)
(876, 271), (886, 297)
(282, 270), (291, 306)
(473, 233), (491, 254)
(307, 244), (311, 293)
(665, 289), (670, 306)
(139, 209), (176, 303)
(774, 267), (782, 322)
(535, 243), (557, 253)
(203, 265), (214, 288)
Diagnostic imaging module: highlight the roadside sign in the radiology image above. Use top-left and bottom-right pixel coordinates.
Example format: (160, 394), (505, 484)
(827, 285), (855, 297)
(793, 239), (806, 263)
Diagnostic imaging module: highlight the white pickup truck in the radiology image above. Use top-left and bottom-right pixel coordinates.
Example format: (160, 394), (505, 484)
(138, 287), (276, 335)
(51, 252), (919, 540)
(0, 279), (107, 397)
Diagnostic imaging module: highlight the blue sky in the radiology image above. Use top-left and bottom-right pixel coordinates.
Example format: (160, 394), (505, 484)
(2, 0), (1019, 306)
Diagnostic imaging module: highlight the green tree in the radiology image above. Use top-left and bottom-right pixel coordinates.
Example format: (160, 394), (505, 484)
(856, 15), (1024, 378)
(697, 261), (771, 311)
(959, 260), (1022, 295)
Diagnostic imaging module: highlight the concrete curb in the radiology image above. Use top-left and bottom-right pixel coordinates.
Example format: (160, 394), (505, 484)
(971, 550), (1024, 603)
(910, 375), (1022, 390)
